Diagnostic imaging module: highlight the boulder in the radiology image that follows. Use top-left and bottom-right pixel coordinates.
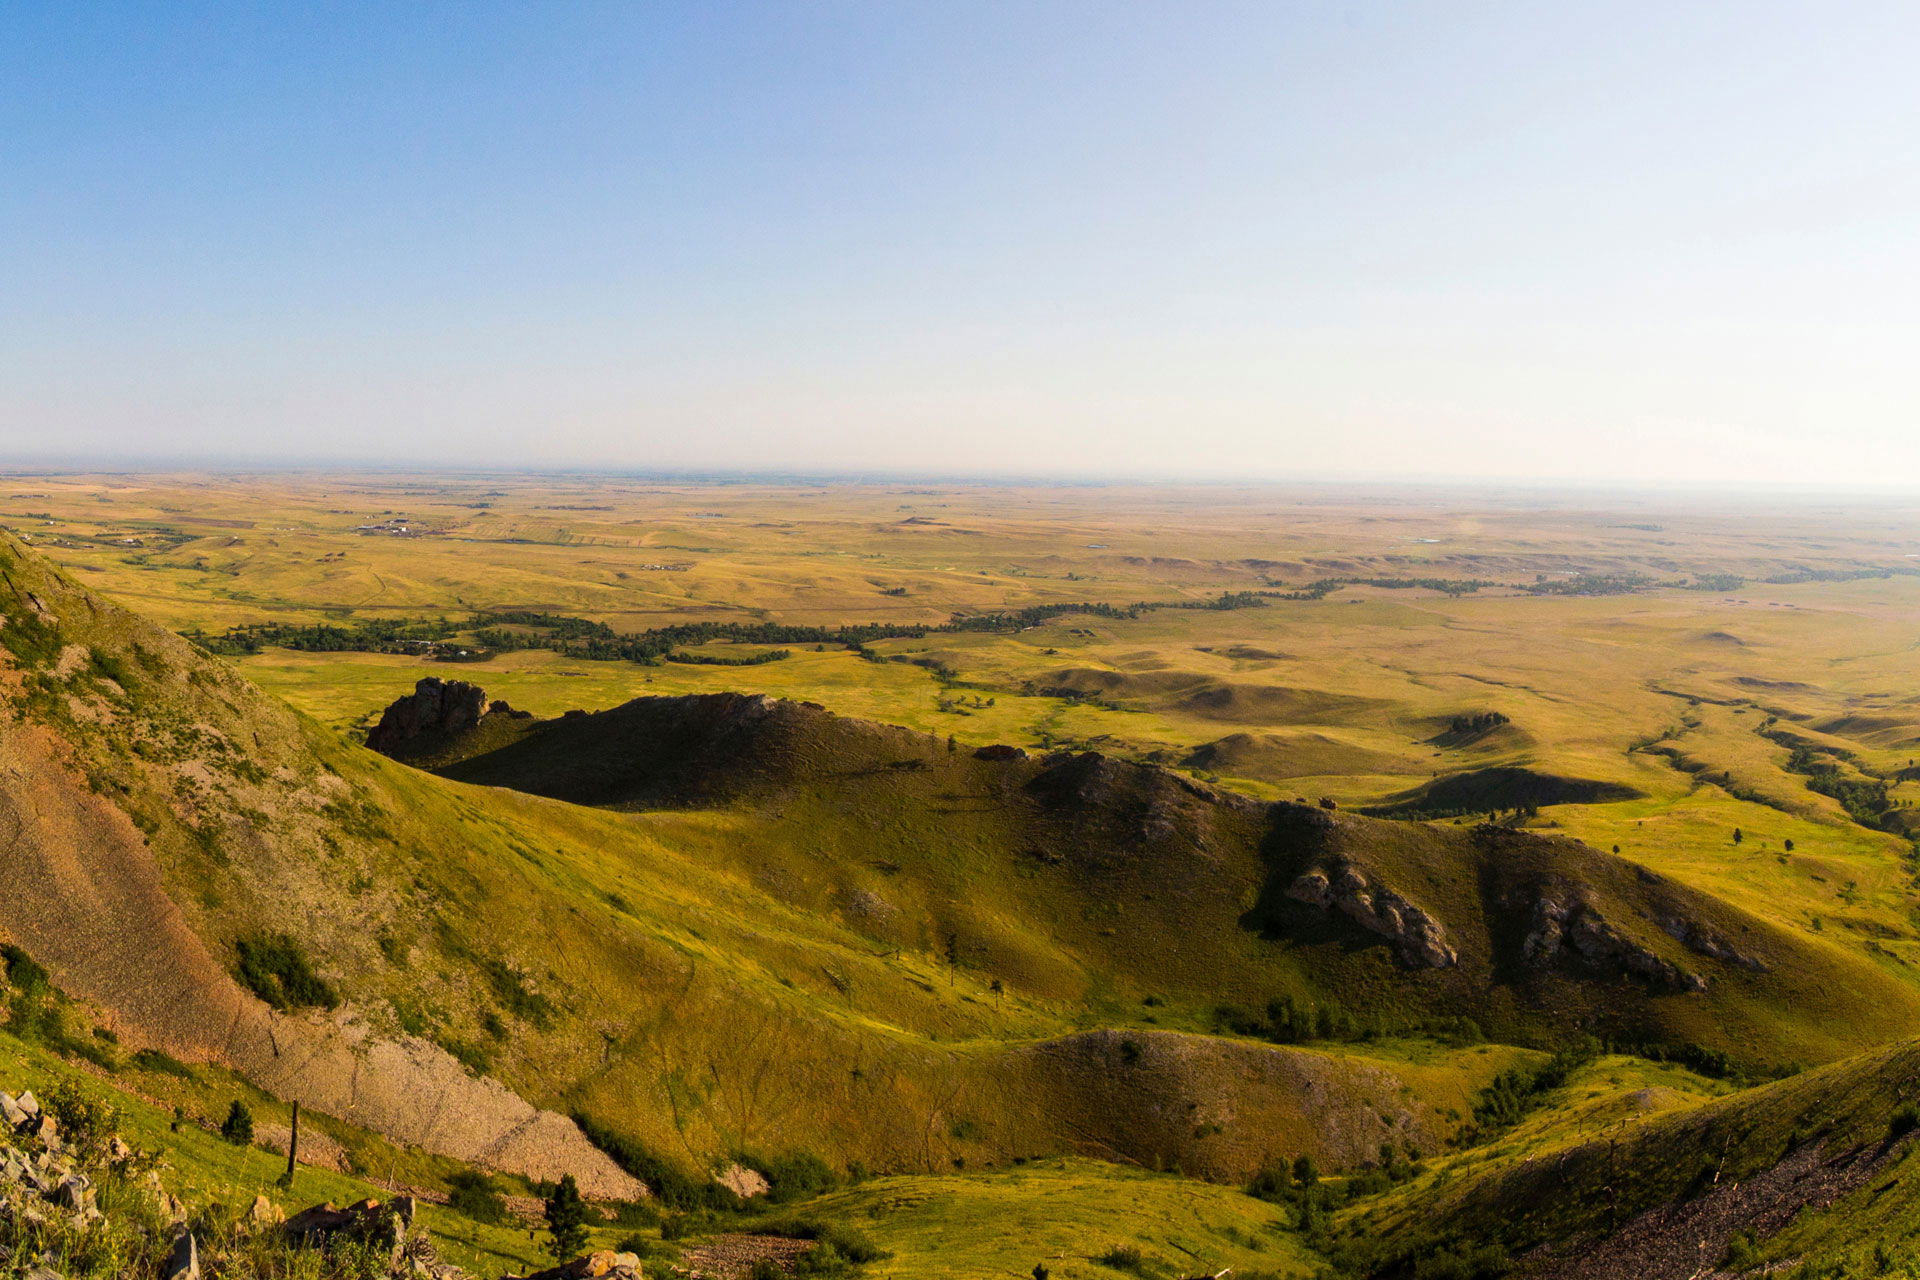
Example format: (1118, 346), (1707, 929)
(285, 1196), (419, 1265)
(505, 1250), (644, 1279)
(283, 1201), (355, 1241)
(163, 1231), (199, 1280)
(56, 1173), (92, 1212)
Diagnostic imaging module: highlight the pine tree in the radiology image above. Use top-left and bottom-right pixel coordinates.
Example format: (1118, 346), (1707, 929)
(220, 1100), (253, 1146)
(544, 1173), (588, 1261)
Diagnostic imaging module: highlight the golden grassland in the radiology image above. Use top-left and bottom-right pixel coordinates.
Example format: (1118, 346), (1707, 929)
(14, 470), (1920, 1008)
(10, 470), (1920, 1275)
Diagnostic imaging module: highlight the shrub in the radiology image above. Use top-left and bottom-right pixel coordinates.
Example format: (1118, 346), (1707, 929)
(741, 1150), (839, 1203)
(1247, 1160), (1294, 1202)
(446, 1170), (508, 1225)
(1723, 1232), (1760, 1269)
(42, 1080), (122, 1159)
(234, 935), (339, 1010)
(130, 1048), (196, 1079)
(1095, 1245), (1148, 1273)
(1889, 1104), (1919, 1141)
(1469, 1037), (1599, 1137)
(1, 943), (50, 996)
(753, 1218), (889, 1268)
(606, 1200), (661, 1229)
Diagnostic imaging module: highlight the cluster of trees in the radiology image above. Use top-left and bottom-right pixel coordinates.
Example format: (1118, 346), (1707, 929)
(1215, 996), (1485, 1049)
(1270, 576), (1498, 600)
(1686, 573), (1747, 592)
(1763, 567), (1920, 585)
(1447, 711), (1510, 736)
(1469, 1036), (1599, 1138)
(183, 616), (462, 656)
(1249, 1144), (1428, 1250)
(664, 648), (791, 667)
(184, 591), (1288, 667)
(1769, 732), (1901, 831)
(1217, 995), (1370, 1044)
(1523, 573), (1653, 596)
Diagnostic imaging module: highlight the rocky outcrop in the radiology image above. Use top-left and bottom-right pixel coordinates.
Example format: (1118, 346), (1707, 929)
(365, 678), (519, 756)
(1287, 863), (1458, 968)
(1523, 887), (1706, 993)
(1659, 916), (1772, 972)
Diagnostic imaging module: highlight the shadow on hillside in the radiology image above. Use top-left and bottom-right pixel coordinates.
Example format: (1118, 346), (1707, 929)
(1235, 805), (1376, 955)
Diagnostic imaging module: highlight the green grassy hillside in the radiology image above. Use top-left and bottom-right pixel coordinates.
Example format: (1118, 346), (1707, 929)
(390, 685), (1920, 1073)
(9, 525), (1920, 1208)
(10, 477), (1920, 1276)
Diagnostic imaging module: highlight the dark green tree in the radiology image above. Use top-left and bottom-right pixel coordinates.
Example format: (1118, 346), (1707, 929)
(220, 1100), (253, 1147)
(544, 1173), (589, 1261)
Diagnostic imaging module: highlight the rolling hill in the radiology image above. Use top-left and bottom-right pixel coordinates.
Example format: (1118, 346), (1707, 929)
(7, 524), (1920, 1275)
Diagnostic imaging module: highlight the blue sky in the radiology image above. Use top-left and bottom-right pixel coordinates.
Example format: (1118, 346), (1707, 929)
(4, 2), (1919, 484)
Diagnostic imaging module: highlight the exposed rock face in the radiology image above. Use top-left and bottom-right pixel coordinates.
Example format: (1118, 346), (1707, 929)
(365, 678), (514, 756)
(973, 743), (1028, 761)
(1287, 863), (1458, 968)
(1523, 887), (1706, 993)
(1659, 916), (1772, 972)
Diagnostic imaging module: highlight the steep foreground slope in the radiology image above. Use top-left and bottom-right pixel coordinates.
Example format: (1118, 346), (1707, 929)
(0, 537), (639, 1194)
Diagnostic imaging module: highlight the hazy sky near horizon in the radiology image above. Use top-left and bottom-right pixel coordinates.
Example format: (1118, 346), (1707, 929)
(5, 2), (1919, 485)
